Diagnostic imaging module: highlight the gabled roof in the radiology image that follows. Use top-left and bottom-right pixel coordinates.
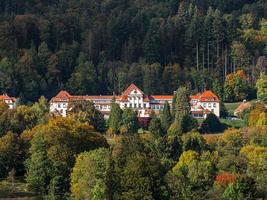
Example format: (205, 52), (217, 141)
(199, 90), (219, 102)
(120, 83), (145, 101)
(50, 90), (71, 102)
(0, 94), (16, 102)
(190, 90), (219, 102)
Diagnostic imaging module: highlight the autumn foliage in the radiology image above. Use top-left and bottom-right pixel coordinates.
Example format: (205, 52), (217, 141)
(216, 172), (237, 187)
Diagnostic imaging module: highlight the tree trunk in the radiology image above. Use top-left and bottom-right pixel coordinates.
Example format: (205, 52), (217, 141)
(224, 45), (227, 79)
(207, 42), (210, 72)
(196, 41), (199, 71)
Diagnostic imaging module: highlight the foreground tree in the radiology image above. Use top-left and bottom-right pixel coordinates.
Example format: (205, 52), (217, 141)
(121, 108), (139, 134)
(69, 101), (106, 133)
(108, 101), (123, 134)
(201, 113), (222, 133)
(168, 87), (191, 136)
(161, 101), (172, 132)
(25, 117), (108, 197)
(71, 148), (111, 200)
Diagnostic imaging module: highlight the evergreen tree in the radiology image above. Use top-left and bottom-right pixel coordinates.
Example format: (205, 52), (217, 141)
(168, 87), (191, 136)
(149, 116), (163, 137)
(121, 108), (139, 134)
(26, 134), (52, 194)
(161, 101), (172, 133)
(201, 113), (222, 133)
(108, 101), (123, 134)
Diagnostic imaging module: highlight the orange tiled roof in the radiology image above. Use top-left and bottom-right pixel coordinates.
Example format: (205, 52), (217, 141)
(151, 95), (173, 100)
(120, 83), (145, 101)
(0, 94), (16, 102)
(190, 91), (219, 102)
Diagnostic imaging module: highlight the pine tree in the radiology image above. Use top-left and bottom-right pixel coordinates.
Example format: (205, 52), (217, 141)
(26, 134), (52, 194)
(121, 108), (139, 134)
(149, 115), (163, 137)
(161, 101), (172, 132)
(168, 87), (191, 136)
(108, 101), (123, 134)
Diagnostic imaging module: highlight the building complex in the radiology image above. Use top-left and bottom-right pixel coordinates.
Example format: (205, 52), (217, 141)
(50, 84), (220, 119)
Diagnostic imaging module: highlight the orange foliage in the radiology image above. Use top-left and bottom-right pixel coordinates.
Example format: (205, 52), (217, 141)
(216, 172), (237, 187)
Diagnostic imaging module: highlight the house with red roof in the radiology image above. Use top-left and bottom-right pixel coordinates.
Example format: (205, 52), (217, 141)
(50, 84), (220, 119)
(190, 90), (220, 118)
(0, 94), (17, 109)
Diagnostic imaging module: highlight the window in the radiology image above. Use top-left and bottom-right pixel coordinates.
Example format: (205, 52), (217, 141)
(138, 104), (141, 108)
(208, 103), (211, 107)
(124, 103), (127, 108)
(58, 104), (61, 108)
(130, 104), (132, 108)
(129, 97), (132, 100)
(213, 103), (216, 108)
(134, 104), (136, 108)
(203, 103), (206, 108)
(63, 103), (66, 108)
(144, 104), (146, 108)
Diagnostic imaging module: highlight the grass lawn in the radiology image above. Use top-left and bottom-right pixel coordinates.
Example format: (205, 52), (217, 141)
(220, 118), (246, 129)
(0, 179), (38, 199)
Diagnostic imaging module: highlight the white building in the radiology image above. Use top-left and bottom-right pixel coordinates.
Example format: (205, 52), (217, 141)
(190, 90), (220, 118)
(0, 94), (17, 109)
(50, 84), (220, 119)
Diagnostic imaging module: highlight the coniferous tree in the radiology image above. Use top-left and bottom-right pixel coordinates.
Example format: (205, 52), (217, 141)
(108, 101), (123, 134)
(168, 87), (191, 136)
(121, 108), (139, 134)
(161, 101), (172, 133)
(26, 134), (52, 195)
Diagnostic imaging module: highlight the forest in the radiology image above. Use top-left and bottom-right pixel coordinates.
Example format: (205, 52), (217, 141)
(0, 0), (266, 102)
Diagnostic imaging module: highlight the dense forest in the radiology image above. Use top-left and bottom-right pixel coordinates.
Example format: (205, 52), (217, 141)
(0, 0), (266, 102)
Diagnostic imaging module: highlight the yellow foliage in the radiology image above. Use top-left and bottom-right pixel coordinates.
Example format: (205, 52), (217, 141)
(221, 128), (243, 142)
(240, 145), (267, 168)
(173, 150), (199, 172)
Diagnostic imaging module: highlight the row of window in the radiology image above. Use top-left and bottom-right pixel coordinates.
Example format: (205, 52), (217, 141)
(57, 103), (67, 108)
(203, 103), (216, 108)
(128, 96), (142, 101)
(151, 105), (164, 110)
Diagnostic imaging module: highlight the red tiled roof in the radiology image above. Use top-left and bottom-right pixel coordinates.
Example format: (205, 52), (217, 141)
(190, 91), (219, 102)
(151, 95), (173, 100)
(0, 94), (16, 102)
(199, 90), (219, 102)
(120, 83), (145, 101)
(50, 90), (71, 102)
(190, 93), (201, 100)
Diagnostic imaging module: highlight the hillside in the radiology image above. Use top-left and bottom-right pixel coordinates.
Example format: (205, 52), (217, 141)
(0, 0), (266, 102)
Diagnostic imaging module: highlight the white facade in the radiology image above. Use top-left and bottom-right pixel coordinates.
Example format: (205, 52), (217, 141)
(49, 85), (220, 119)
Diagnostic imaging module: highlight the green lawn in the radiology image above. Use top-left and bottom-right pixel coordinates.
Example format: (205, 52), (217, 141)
(0, 179), (38, 199)
(220, 118), (246, 129)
